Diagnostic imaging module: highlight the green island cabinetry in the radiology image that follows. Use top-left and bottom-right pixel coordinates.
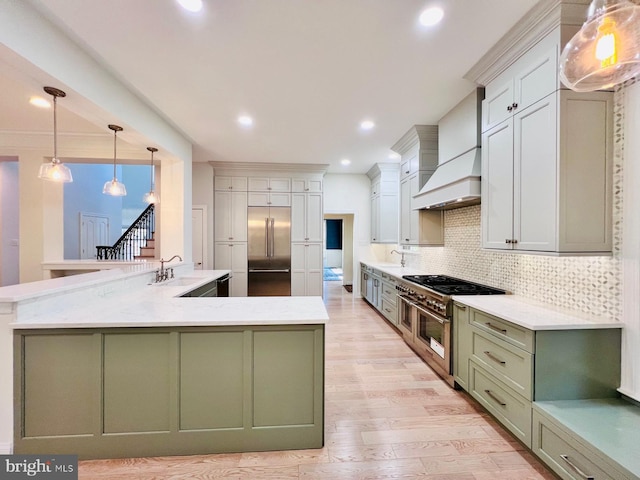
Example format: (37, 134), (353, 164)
(14, 324), (324, 459)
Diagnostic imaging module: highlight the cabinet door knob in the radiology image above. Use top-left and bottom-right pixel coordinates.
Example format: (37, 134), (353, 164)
(305, 188), (309, 191)
(405, 238), (410, 242)
(405, 170), (410, 174)
(505, 239), (512, 244)
(512, 239), (518, 244)
(228, 186), (232, 189)
(512, 102), (518, 109)
(229, 237), (233, 240)
(507, 105), (513, 112)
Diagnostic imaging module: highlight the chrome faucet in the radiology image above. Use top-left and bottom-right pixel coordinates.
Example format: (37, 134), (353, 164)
(390, 249), (406, 267)
(156, 255), (183, 282)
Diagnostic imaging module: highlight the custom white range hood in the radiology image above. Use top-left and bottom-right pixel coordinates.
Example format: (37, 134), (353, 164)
(413, 88), (484, 210)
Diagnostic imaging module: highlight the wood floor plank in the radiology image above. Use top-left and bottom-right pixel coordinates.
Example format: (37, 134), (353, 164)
(78, 282), (554, 479)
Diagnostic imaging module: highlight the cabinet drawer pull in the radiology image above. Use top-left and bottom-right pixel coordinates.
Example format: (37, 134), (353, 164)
(512, 102), (518, 109)
(507, 105), (513, 112)
(484, 351), (506, 365)
(484, 389), (506, 407)
(456, 304), (467, 311)
(485, 322), (507, 334)
(385, 308), (392, 313)
(505, 239), (512, 244)
(512, 239), (518, 244)
(559, 455), (594, 480)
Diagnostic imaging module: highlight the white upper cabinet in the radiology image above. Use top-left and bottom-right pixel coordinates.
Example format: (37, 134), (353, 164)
(291, 192), (323, 243)
(247, 192), (291, 207)
(214, 176), (248, 191)
(482, 88), (613, 254)
(482, 34), (559, 132)
(367, 164), (399, 244)
(248, 177), (291, 192)
(214, 191), (248, 242)
(292, 178), (322, 193)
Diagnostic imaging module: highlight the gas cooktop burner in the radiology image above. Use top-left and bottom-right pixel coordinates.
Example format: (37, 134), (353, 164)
(402, 275), (506, 296)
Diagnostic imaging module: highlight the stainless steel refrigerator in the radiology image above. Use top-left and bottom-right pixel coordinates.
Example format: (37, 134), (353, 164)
(247, 206), (291, 296)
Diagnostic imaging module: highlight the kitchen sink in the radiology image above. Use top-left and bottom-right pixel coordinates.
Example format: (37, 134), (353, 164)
(153, 276), (203, 287)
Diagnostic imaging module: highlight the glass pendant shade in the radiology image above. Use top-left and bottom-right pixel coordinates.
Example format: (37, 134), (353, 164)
(559, 0), (640, 92)
(38, 159), (73, 182)
(38, 86), (73, 183)
(144, 146), (158, 204)
(103, 124), (127, 196)
(103, 179), (127, 196)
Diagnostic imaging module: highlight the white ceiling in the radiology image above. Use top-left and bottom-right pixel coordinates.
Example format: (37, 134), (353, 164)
(3, 0), (540, 173)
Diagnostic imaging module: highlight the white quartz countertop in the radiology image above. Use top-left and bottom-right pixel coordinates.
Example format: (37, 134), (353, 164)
(361, 262), (425, 278)
(6, 268), (329, 329)
(451, 295), (621, 330)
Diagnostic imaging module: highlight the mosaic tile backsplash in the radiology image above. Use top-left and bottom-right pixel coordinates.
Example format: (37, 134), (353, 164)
(384, 89), (625, 321)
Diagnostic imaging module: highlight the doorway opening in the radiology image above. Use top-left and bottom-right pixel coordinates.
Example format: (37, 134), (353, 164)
(323, 214), (354, 293)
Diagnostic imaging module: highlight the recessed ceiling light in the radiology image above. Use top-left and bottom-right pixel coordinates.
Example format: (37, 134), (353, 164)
(29, 96), (50, 108)
(419, 7), (444, 27)
(177, 0), (203, 13)
(360, 120), (375, 131)
(341, 159), (351, 166)
(238, 115), (254, 127)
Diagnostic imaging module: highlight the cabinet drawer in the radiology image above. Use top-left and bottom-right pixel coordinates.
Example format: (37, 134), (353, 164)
(471, 327), (532, 400)
(532, 410), (624, 480)
(470, 309), (534, 352)
(381, 282), (397, 299)
(469, 362), (531, 447)
(380, 298), (398, 325)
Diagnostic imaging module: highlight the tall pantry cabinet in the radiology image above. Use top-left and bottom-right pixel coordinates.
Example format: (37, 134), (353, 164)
(211, 163), (326, 297)
(214, 176), (249, 296)
(291, 179), (323, 296)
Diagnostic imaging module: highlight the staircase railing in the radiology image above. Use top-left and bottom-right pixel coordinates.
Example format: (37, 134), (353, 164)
(96, 204), (155, 260)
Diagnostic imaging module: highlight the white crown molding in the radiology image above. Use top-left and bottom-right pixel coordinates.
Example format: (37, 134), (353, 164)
(209, 161), (329, 177)
(391, 125), (438, 155)
(464, 0), (589, 86)
(366, 162), (400, 180)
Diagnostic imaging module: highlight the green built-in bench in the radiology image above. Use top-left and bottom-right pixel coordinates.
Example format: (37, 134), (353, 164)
(533, 399), (640, 480)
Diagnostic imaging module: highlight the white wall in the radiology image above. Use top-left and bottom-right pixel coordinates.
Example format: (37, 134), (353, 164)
(0, 161), (19, 286)
(323, 173), (371, 294)
(620, 79), (640, 402)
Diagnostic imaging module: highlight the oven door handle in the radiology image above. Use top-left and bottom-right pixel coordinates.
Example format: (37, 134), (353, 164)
(414, 304), (450, 324)
(396, 294), (415, 307)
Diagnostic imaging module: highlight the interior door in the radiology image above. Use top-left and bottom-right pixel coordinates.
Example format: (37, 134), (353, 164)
(192, 206), (206, 270)
(80, 213), (109, 259)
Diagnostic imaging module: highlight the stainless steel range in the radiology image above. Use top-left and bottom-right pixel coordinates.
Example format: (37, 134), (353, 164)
(395, 275), (506, 387)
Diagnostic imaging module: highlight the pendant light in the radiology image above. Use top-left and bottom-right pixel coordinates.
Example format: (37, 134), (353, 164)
(559, 0), (640, 92)
(103, 124), (127, 196)
(143, 147), (159, 204)
(38, 87), (73, 182)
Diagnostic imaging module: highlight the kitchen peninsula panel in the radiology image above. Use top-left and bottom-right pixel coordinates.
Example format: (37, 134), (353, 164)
(14, 324), (324, 459)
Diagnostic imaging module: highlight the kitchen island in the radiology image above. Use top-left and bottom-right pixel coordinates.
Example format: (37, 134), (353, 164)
(1, 265), (328, 459)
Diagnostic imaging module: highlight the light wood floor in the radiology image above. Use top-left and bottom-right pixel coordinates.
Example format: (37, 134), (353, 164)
(79, 282), (556, 479)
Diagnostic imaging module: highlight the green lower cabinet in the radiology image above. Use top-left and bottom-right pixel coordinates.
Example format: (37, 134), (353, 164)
(14, 325), (324, 459)
(453, 302), (471, 391)
(469, 361), (532, 447)
(532, 407), (632, 480)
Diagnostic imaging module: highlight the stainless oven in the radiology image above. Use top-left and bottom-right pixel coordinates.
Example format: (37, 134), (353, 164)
(395, 275), (506, 388)
(414, 302), (450, 378)
(396, 293), (415, 341)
